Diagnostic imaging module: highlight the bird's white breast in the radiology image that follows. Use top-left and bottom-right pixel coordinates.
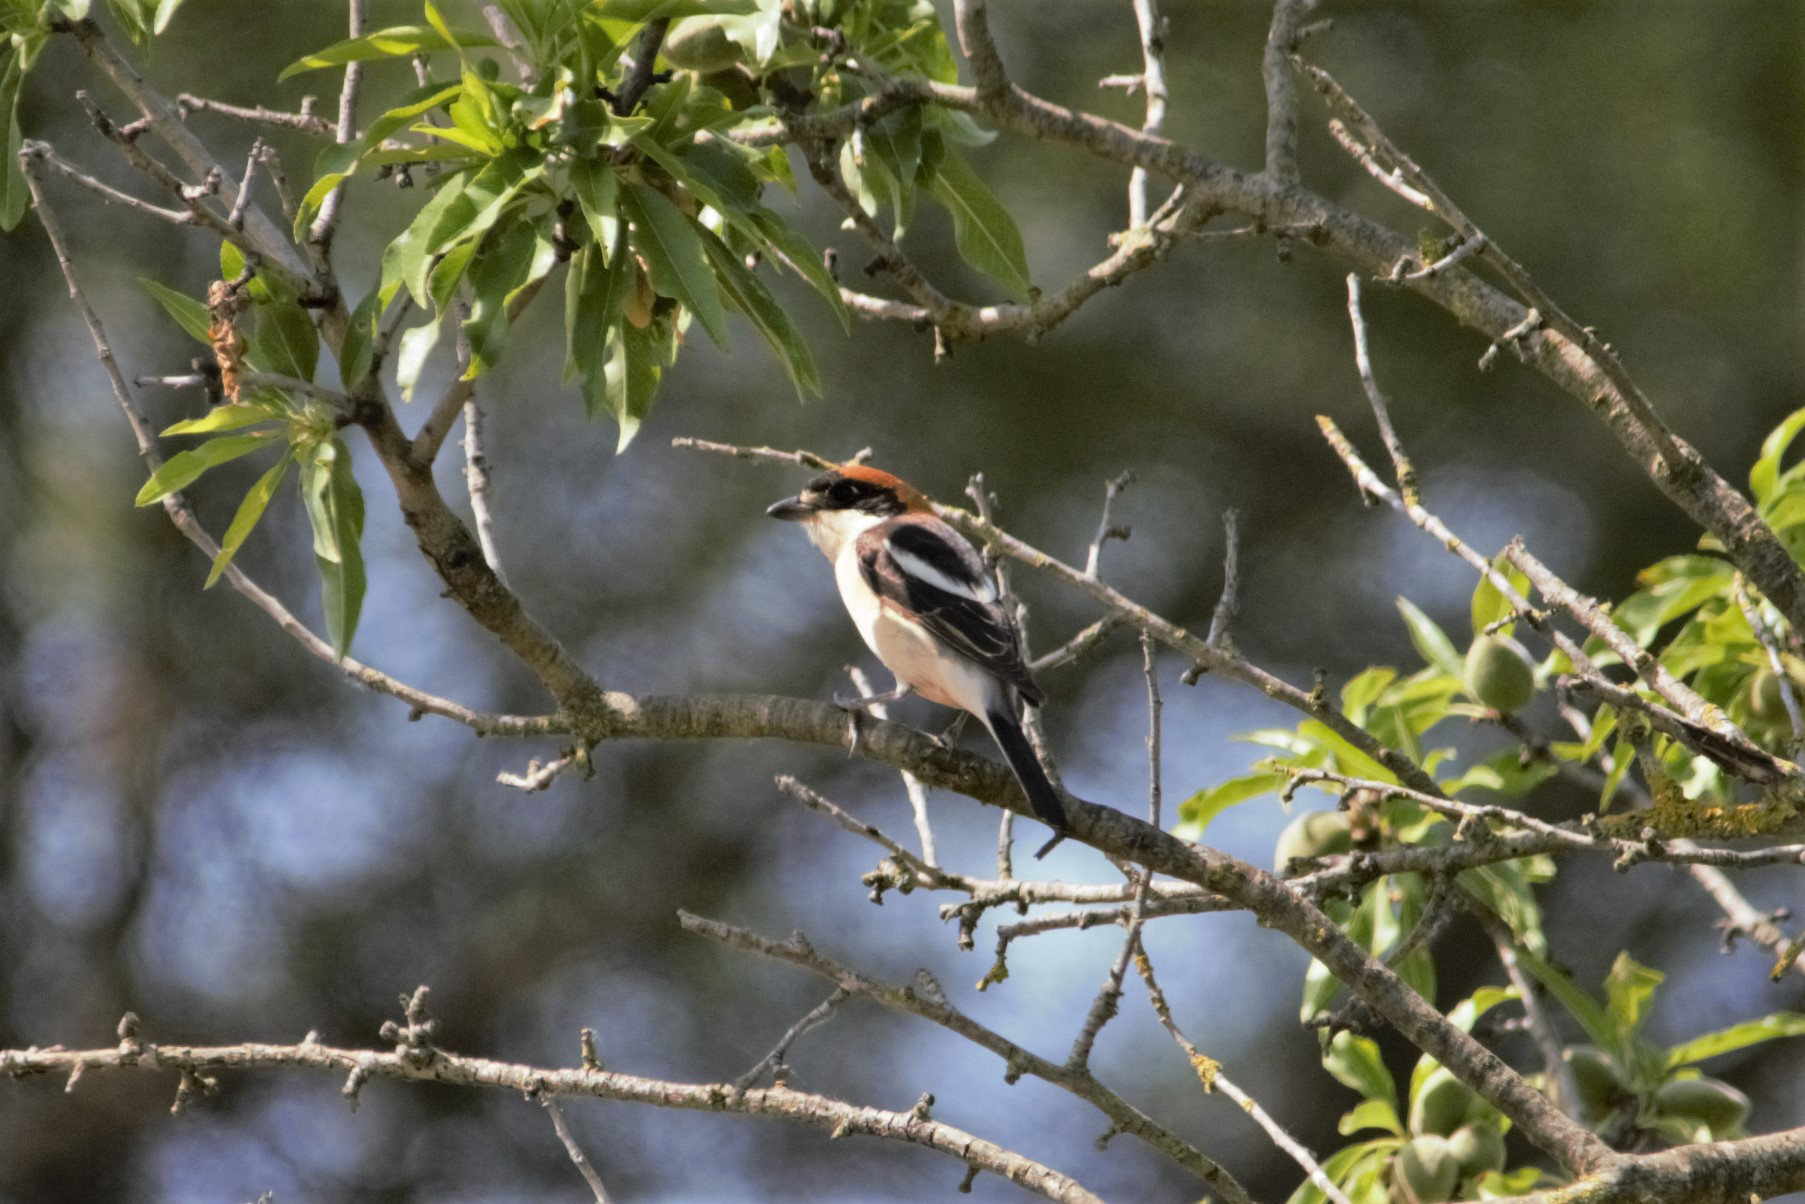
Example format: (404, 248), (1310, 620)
(830, 539), (997, 716)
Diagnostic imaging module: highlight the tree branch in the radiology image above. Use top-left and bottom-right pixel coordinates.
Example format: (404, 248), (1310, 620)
(65, 18), (320, 297)
(679, 912), (1254, 1201)
(305, 0), (367, 265)
(1261, 0), (1318, 183)
(19, 148), (548, 741)
(0, 1027), (1103, 1204)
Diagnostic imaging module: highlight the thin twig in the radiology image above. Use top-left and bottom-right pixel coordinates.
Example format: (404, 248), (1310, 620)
(685, 437), (1449, 803)
(733, 989), (851, 1091)
(1459, 892), (1578, 1120)
(1345, 273), (1418, 505)
(1317, 415), (1794, 784)
(1031, 615), (1126, 675)
(256, 143), (297, 227)
(1206, 509), (1241, 650)
(482, 5), (537, 85)
(1135, 946), (1353, 1204)
(1067, 635), (1162, 1069)
(19, 140), (192, 224)
(1, 1032), (1101, 1204)
(1280, 765), (1805, 871)
(226, 138), (264, 229)
(66, 20), (316, 292)
(20, 150), (548, 740)
(680, 911), (1254, 1201)
(78, 90), (255, 255)
(497, 748), (590, 792)
(1507, 539), (1789, 780)
(542, 1096), (613, 1204)
(178, 93), (334, 136)
(1124, 0), (1169, 226)
(848, 667), (938, 866)
(462, 400), (506, 585)
(1083, 470), (1135, 579)
(1399, 232), (1486, 282)
(306, 0), (368, 263)
(1734, 576), (1804, 742)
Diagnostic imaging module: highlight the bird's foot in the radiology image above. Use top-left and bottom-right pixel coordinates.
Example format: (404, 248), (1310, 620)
(833, 684), (912, 713)
(928, 711), (972, 750)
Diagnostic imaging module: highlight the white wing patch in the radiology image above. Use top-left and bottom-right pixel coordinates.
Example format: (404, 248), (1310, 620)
(888, 540), (998, 603)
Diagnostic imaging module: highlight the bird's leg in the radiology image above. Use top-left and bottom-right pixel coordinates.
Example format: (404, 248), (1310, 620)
(832, 683), (913, 711)
(931, 711), (973, 749)
(833, 681), (914, 758)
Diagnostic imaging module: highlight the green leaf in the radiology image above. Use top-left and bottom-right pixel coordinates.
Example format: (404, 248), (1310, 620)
(1440, 747), (1558, 798)
(1515, 948), (1617, 1053)
(294, 83), (464, 237)
(750, 208), (850, 331)
(1299, 719), (1395, 784)
(1665, 1012), (1805, 1069)
(338, 289), (382, 389)
(1598, 734), (1633, 810)
(924, 147), (1031, 300)
(1302, 897), (1369, 1020)
(396, 319), (442, 403)
(1397, 597), (1464, 679)
(427, 236), (479, 311)
(134, 432), (277, 506)
(1176, 770), (1286, 835)
(206, 454), (291, 587)
(298, 439), (366, 658)
(0, 46), (28, 232)
(1323, 1031), (1396, 1105)
(598, 0), (757, 17)
(679, 140), (762, 211)
(569, 157), (620, 248)
(248, 302), (320, 381)
(1603, 953), (1664, 1046)
(461, 218), (539, 378)
(697, 225), (820, 399)
(565, 230), (630, 393)
(1284, 1140), (1399, 1204)
(104, 0), (149, 43)
(385, 153), (540, 308)
(161, 397), (285, 435)
(1339, 1097), (1405, 1138)
(1340, 667), (1398, 720)
(151, 0), (185, 34)
(1459, 860), (1548, 956)
(380, 167), (473, 306)
(139, 278), (212, 344)
(1471, 552), (1531, 639)
(620, 181), (730, 348)
(863, 106), (922, 233)
(1472, 1166), (1549, 1198)
(1752, 407), (1805, 503)
(278, 24), (497, 81)
(605, 319), (667, 450)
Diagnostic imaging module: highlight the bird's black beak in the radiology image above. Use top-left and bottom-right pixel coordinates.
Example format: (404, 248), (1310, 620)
(766, 495), (814, 521)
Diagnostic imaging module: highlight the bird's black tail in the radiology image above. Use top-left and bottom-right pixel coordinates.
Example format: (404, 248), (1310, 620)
(984, 706), (1068, 832)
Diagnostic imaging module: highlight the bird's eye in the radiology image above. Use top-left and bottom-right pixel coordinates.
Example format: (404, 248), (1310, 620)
(829, 480), (860, 504)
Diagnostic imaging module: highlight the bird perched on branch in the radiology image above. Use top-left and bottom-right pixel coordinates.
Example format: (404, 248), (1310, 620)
(768, 464), (1068, 837)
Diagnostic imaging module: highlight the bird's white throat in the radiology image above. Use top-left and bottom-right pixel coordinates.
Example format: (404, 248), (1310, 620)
(803, 508), (885, 561)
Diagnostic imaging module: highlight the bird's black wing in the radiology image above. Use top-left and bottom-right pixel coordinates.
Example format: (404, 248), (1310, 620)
(857, 517), (1045, 705)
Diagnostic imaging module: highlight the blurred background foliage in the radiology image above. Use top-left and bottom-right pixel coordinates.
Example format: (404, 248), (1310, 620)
(0, 1), (1801, 1200)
